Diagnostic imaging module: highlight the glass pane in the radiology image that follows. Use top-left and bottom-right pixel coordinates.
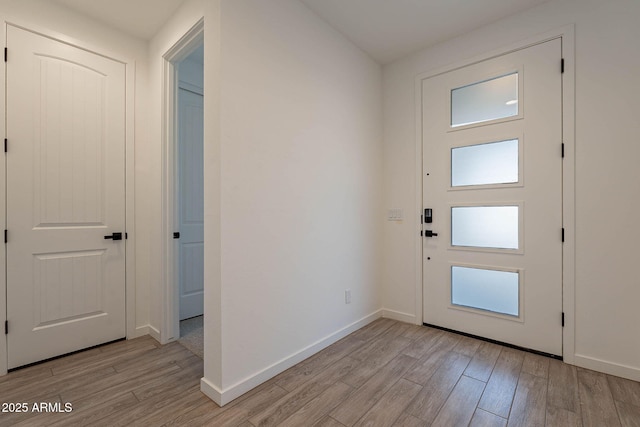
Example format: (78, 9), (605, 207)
(451, 266), (519, 316)
(451, 206), (519, 249)
(451, 73), (518, 127)
(451, 139), (518, 187)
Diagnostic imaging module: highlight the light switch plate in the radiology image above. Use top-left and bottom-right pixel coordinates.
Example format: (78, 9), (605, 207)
(387, 208), (404, 221)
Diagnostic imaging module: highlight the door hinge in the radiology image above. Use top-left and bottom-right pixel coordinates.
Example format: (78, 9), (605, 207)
(3, 230), (6, 244)
(4, 320), (7, 335)
(561, 228), (565, 242)
(4, 48), (7, 62)
(561, 312), (565, 327)
(561, 143), (565, 158)
(561, 58), (565, 73)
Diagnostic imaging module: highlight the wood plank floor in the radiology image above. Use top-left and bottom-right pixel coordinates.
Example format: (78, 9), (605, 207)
(1, 318), (639, 426)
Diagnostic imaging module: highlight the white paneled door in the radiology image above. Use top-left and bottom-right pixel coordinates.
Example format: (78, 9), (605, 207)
(177, 87), (204, 320)
(6, 26), (126, 368)
(422, 39), (563, 356)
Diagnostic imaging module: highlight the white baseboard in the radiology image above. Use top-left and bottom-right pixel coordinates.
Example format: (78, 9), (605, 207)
(200, 377), (223, 405)
(382, 309), (417, 324)
(200, 309), (383, 406)
(148, 325), (161, 342)
(573, 354), (640, 382)
(129, 325), (162, 344)
(129, 325), (161, 343)
(129, 325), (150, 339)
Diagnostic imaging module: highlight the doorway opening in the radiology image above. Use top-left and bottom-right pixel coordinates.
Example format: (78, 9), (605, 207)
(174, 43), (204, 356)
(161, 20), (204, 357)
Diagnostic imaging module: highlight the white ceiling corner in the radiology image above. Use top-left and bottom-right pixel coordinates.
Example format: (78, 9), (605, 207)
(300, 0), (552, 64)
(52, 0), (188, 40)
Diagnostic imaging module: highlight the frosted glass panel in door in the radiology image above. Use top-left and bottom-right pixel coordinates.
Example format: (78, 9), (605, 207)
(451, 266), (519, 316)
(451, 206), (519, 249)
(451, 73), (518, 127)
(451, 139), (518, 187)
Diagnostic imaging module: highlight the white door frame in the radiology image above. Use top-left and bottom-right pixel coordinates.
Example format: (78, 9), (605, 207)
(161, 19), (204, 344)
(0, 18), (137, 375)
(414, 26), (576, 363)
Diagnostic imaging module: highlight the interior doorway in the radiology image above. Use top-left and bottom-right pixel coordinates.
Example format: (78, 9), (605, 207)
(161, 20), (204, 352)
(176, 46), (204, 322)
(174, 44), (204, 356)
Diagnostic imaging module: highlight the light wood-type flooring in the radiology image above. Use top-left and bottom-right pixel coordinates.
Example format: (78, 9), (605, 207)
(1, 318), (639, 426)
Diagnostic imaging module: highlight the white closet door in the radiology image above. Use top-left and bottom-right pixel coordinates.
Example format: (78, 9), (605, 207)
(178, 87), (204, 320)
(6, 25), (126, 368)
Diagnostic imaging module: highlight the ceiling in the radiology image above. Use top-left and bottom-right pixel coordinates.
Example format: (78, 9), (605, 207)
(300, 0), (550, 64)
(52, 0), (187, 40)
(53, 0), (549, 63)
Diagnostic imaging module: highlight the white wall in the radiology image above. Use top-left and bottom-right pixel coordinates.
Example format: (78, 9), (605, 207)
(200, 0), (383, 404)
(0, 0), (151, 374)
(202, 0), (223, 392)
(382, 0), (640, 380)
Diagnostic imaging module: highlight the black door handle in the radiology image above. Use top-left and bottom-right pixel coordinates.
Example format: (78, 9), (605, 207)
(104, 232), (123, 241)
(424, 230), (438, 237)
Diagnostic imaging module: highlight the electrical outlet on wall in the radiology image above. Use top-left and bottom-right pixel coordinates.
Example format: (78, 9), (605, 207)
(345, 289), (351, 304)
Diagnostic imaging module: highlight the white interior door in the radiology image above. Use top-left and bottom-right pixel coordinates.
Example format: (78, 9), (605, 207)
(422, 39), (563, 356)
(6, 26), (126, 368)
(177, 86), (204, 320)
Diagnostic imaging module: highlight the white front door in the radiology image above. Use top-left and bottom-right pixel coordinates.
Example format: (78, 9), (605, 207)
(422, 39), (563, 356)
(177, 86), (204, 320)
(6, 25), (126, 368)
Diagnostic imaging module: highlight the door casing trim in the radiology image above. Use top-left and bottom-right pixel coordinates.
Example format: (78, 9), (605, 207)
(414, 25), (576, 363)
